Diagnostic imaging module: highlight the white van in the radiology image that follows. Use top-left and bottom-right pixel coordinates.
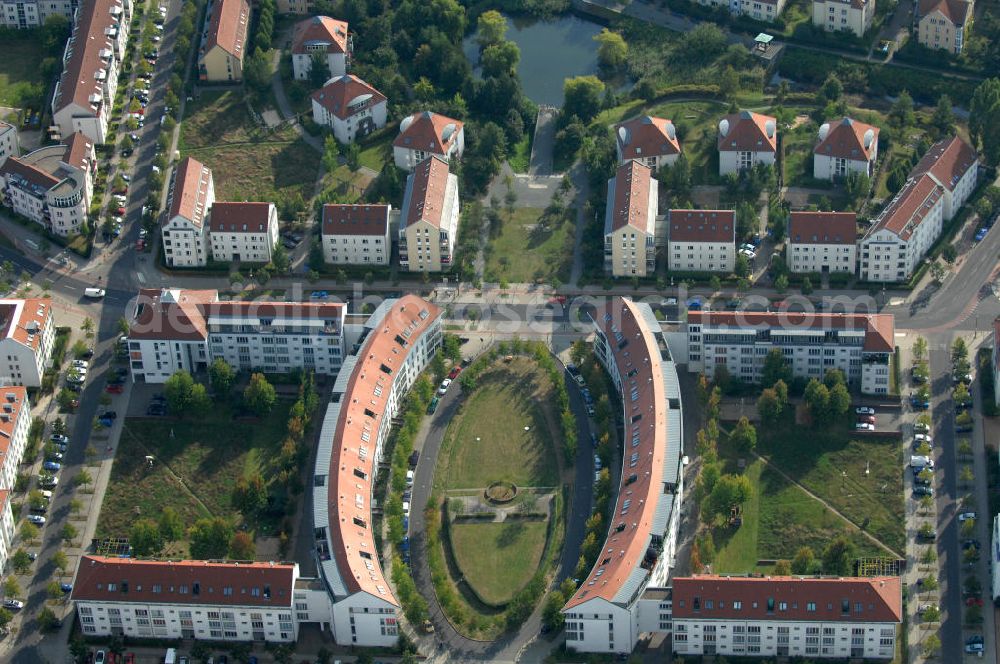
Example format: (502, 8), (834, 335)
(84, 288), (106, 299)
(164, 647), (177, 664)
(910, 455), (933, 469)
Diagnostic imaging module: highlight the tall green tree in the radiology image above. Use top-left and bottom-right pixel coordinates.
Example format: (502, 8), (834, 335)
(243, 373), (276, 415)
(729, 417), (757, 453)
(130, 519), (164, 557)
(562, 76), (604, 123)
(164, 370), (196, 413)
(822, 536), (857, 576)
(233, 472), (269, 515)
(969, 78), (1000, 164)
(189, 517), (234, 560)
(158, 506), (186, 542)
(476, 9), (507, 48)
(708, 474), (753, 518)
(209, 359), (236, 397)
(761, 348), (791, 388)
(594, 29), (627, 70)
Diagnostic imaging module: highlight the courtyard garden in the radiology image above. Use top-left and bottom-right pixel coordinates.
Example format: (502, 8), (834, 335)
(483, 206), (574, 286)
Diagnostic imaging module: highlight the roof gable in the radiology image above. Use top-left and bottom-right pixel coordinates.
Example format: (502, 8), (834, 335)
(393, 111), (462, 155)
(291, 16), (349, 55)
(616, 116), (681, 160)
(668, 209), (735, 243)
(814, 117), (878, 161)
(401, 156), (452, 230)
(788, 211), (857, 245)
(718, 111), (777, 153)
(311, 75), (386, 120)
(204, 0), (250, 59)
(910, 136), (978, 192)
(607, 162), (654, 234)
(322, 204), (390, 236)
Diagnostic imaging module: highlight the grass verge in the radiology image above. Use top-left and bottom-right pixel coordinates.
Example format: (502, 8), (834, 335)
(450, 520), (547, 605)
(483, 207), (573, 285)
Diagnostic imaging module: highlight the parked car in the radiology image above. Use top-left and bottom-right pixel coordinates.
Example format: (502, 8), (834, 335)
(914, 433), (933, 444)
(50, 434), (69, 445)
(959, 512), (977, 522)
(855, 406), (875, 415)
(95, 651), (106, 664)
(913, 486), (933, 497)
(43, 461), (61, 471)
(408, 451), (420, 467)
(966, 643), (985, 654)
(914, 422), (930, 433)
(100, 411), (118, 420)
(910, 396), (930, 410)
(72, 360), (89, 369)
(857, 415), (876, 425)
(38, 475), (58, 488)
(310, 291), (329, 299)
(448, 367), (461, 380)
(106, 384), (124, 394)
(60, 583), (73, 593)
(426, 397), (439, 414)
(855, 422), (875, 431)
(2, 599), (23, 611)
(437, 379), (451, 396)
(26, 514), (46, 525)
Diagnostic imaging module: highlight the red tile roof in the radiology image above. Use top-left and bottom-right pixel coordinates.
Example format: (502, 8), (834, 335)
(688, 310), (895, 353)
(53, 0), (121, 114)
(291, 16), (349, 55)
(668, 209), (736, 243)
(814, 117), (878, 161)
(71, 556), (296, 607)
(866, 174), (943, 241)
(322, 204), (390, 236)
(0, 157), (61, 191)
(0, 387), (28, 472)
(62, 132), (95, 171)
(0, 299), (51, 351)
(919, 0), (972, 25)
(607, 162), (654, 233)
(718, 111), (776, 153)
(401, 156), (452, 230)
(311, 74), (386, 121)
(393, 111), (463, 155)
(209, 202), (273, 234)
(994, 318), (1000, 371)
(910, 136), (978, 193)
(168, 157), (213, 229)
(616, 116), (681, 161)
(204, 0), (249, 59)
(672, 575), (903, 623)
(788, 211), (857, 245)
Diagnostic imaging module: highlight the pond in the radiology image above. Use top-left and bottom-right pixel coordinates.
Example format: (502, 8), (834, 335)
(463, 13), (609, 107)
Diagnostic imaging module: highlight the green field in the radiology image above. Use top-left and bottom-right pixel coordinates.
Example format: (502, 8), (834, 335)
(0, 30), (47, 108)
(483, 207), (573, 285)
(450, 520), (547, 605)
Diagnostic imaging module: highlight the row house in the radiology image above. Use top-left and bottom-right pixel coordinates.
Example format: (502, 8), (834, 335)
(0, 122), (18, 168)
(667, 209), (736, 274)
(604, 162), (659, 277)
(392, 111), (464, 172)
(686, 310), (895, 394)
(718, 111), (776, 176)
(917, 0), (973, 54)
(1, 0), (76, 28)
(615, 116), (681, 171)
(0, 387), (30, 496)
(787, 211), (857, 274)
(208, 202), (279, 264)
(697, 0), (787, 21)
(163, 157), (214, 268)
(0, 491), (13, 577)
(198, 0), (249, 82)
(398, 156), (459, 273)
(291, 16), (350, 81)
(126, 288), (346, 383)
(813, 117), (879, 180)
(811, 0), (874, 36)
(563, 298), (684, 655)
(313, 295), (441, 647)
(321, 203), (391, 266)
(0, 299), (55, 388)
(311, 74), (387, 145)
(0, 133), (96, 236)
(51, 0), (133, 144)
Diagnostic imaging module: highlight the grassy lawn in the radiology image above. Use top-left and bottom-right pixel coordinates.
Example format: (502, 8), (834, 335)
(508, 134), (531, 174)
(0, 30), (47, 108)
(96, 400), (293, 552)
(483, 207), (573, 284)
(358, 131), (392, 172)
(450, 520), (547, 605)
(317, 165), (375, 205)
(645, 100), (728, 184)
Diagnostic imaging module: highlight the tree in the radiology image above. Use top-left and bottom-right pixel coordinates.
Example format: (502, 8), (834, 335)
(562, 76), (605, 123)
(37, 606), (59, 631)
(209, 358), (236, 397)
(773, 559), (791, 575)
(61, 523), (77, 542)
(718, 65), (739, 99)
(476, 9), (507, 48)
(20, 521), (38, 542)
(804, 379), (831, 424)
(757, 388), (783, 424)
(800, 276), (814, 296)
(73, 469), (92, 488)
(735, 253), (751, 278)
(130, 519), (164, 556)
(820, 73), (843, 102)
(930, 262), (946, 283)
(913, 336), (928, 361)
(243, 373), (276, 415)
(729, 417), (757, 453)
(774, 274), (788, 293)
(969, 78), (1000, 165)
(844, 171), (869, 204)
(952, 337), (969, 364)
(3, 576), (20, 598)
(233, 472), (269, 515)
(164, 370), (196, 413)
(791, 546), (816, 574)
(308, 53), (329, 89)
(480, 41), (519, 77)
(230, 531), (256, 560)
(822, 536), (857, 576)
(10, 549), (31, 574)
(594, 29), (627, 70)
(41, 14), (70, 52)
(159, 506), (186, 542)
(889, 90), (915, 128)
(932, 94), (955, 135)
(708, 474), (753, 518)
(829, 382), (851, 418)
(244, 47), (271, 92)
(762, 348), (791, 388)
(52, 549), (68, 573)
(189, 517), (234, 559)
(46, 580), (63, 600)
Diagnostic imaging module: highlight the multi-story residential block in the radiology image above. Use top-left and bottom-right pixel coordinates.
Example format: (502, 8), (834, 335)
(563, 298), (684, 655)
(51, 0), (133, 143)
(0, 134), (95, 236)
(813, 117), (879, 180)
(615, 116), (681, 170)
(126, 288), (346, 383)
(311, 74), (387, 145)
(71, 557), (302, 642)
(198, 0), (249, 82)
(667, 209), (736, 274)
(321, 203), (391, 266)
(392, 111), (464, 172)
(209, 202), (279, 264)
(811, 0), (873, 36)
(0, 388), (30, 496)
(686, 310), (895, 394)
(993, 318), (1000, 409)
(0, 490), (13, 576)
(0, 122), (18, 168)
(671, 575), (902, 659)
(787, 211), (857, 273)
(993, 512), (1000, 602)
(0, 298), (55, 388)
(314, 295), (441, 647)
(917, 0), (973, 54)
(398, 156), (459, 272)
(604, 162), (659, 277)
(858, 174), (943, 282)
(909, 136), (978, 220)
(696, 0), (787, 21)
(1, 0), (76, 28)
(291, 16), (350, 81)
(718, 111), (777, 176)
(163, 157), (214, 268)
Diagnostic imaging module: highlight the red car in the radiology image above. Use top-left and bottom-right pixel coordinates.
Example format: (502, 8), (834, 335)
(116, 206), (125, 215)
(966, 597), (984, 607)
(448, 367), (461, 380)
(106, 384), (124, 394)
(135, 239), (145, 251)
(123, 653), (135, 664)
(858, 415), (876, 424)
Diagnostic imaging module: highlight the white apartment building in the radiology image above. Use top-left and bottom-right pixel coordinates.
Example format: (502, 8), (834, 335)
(671, 575), (902, 659)
(209, 202), (280, 264)
(811, 0), (873, 36)
(993, 318), (1000, 409)
(718, 111), (777, 176)
(787, 211), (857, 274)
(313, 295), (441, 647)
(321, 203), (391, 266)
(398, 156), (459, 273)
(813, 117), (879, 180)
(0, 298), (55, 388)
(163, 157), (214, 268)
(993, 513), (1000, 602)
(917, 0), (973, 54)
(0, 387), (30, 494)
(563, 298), (684, 655)
(0, 134), (96, 236)
(126, 288), (346, 383)
(909, 136), (978, 220)
(52, 0), (133, 144)
(615, 116), (681, 170)
(392, 111), (464, 172)
(291, 16), (350, 80)
(0, 122), (18, 168)
(0, 491), (13, 576)
(72, 557), (302, 642)
(667, 209), (736, 274)
(311, 74), (387, 145)
(1, 0), (76, 27)
(858, 174), (943, 282)
(697, 0), (787, 21)
(604, 162), (659, 277)
(686, 310), (895, 395)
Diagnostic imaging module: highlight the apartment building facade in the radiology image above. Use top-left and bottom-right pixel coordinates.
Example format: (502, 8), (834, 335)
(311, 74), (387, 145)
(563, 298), (684, 655)
(909, 135), (978, 220)
(126, 288), (346, 383)
(198, 0), (249, 81)
(604, 162), (659, 277)
(993, 318), (1000, 409)
(811, 0), (873, 36)
(0, 298), (55, 389)
(1, 0), (76, 27)
(392, 111), (464, 172)
(615, 116), (681, 170)
(0, 388), (30, 495)
(0, 491), (13, 576)
(398, 156), (459, 272)
(686, 311), (895, 394)
(858, 174), (943, 282)
(697, 0), (787, 21)
(163, 157), (214, 267)
(718, 111), (777, 176)
(917, 0), (973, 54)
(0, 122), (18, 168)
(291, 16), (350, 80)
(813, 117), (879, 180)
(321, 203), (391, 266)
(786, 211), (857, 273)
(671, 576), (901, 659)
(209, 202), (279, 264)
(667, 209), (736, 273)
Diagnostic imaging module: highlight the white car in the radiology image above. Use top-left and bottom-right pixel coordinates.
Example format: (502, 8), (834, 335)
(402, 501), (410, 516)
(26, 514), (45, 525)
(406, 470), (414, 486)
(95, 651), (107, 664)
(2, 599), (23, 610)
(909, 455), (933, 469)
(661, 297), (678, 306)
(959, 512), (977, 522)
(437, 379), (451, 396)
(855, 422), (875, 431)
(914, 433), (933, 444)
(72, 360), (89, 369)
(914, 422), (930, 433)
(855, 406), (875, 415)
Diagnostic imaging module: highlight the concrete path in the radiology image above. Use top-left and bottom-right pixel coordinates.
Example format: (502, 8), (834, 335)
(528, 106), (558, 177)
(568, 163), (589, 288)
(268, 25), (323, 154)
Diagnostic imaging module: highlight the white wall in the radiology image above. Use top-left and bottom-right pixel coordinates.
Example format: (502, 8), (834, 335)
(162, 217), (209, 267)
(330, 591), (399, 647)
(719, 149), (775, 176)
(788, 242), (856, 273)
(669, 241), (735, 273)
(813, 153), (874, 181)
(393, 128), (464, 172)
(322, 232), (390, 265)
(312, 99), (387, 145)
(77, 601), (298, 642)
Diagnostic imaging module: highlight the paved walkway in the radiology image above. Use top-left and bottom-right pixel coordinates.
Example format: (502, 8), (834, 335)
(268, 25), (323, 154)
(527, 106), (558, 177)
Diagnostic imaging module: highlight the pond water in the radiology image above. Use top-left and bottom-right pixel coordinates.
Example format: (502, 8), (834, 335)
(463, 13), (608, 107)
